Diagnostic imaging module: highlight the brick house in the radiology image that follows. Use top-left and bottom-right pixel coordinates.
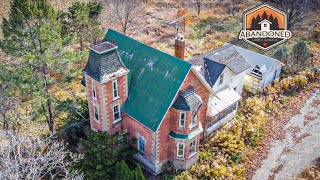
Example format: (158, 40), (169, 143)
(81, 29), (248, 175)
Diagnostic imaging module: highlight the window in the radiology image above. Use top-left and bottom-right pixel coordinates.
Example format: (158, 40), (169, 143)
(189, 139), (196, 155)
(92, 81), (96, 99)
(191, 114), (197, 126)
(219, 73), (224, 85)
(179, 112), (186, 128)
(234, 87), (237, 91)
(112, 80), (119, 99)
(138, 136), (145, 154)
(94, 105), (99, 121)
(113, 104), (121, 122)
(177, 143), (185, 158)
(264, 24), (267, 27)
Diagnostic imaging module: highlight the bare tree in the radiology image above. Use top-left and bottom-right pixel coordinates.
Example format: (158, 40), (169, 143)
(0, 130), (83, 180)
(195, 0), (202, 16)
(110, 0), (143, 34)
(226, 0), (243, 16)
(268, 0), (309, 29)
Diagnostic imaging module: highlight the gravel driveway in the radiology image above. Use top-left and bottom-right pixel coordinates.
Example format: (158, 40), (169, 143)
(252, 90), (320, 180)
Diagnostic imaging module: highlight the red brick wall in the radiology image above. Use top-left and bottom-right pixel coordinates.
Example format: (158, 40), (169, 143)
(85, 74), (103, 131)
(179, 70), (210, 138)
(157, 70), (209, 162)
(86, 74), (128, 133)
(122, 113), (155, 158)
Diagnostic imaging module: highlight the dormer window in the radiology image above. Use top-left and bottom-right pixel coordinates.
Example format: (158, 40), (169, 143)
(219, 73), (224, 85)
(92, 81), (96, 99)
(112, 80), (119, 99)
(179, 112), (186, 128)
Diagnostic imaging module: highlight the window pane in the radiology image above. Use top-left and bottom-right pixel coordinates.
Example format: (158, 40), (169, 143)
(94, 106), (99, 120)
(92, 82), (96, 98)
(114, 105), (120, 121)
(139, 137), (145, 153)
(113, 81), (118, 98)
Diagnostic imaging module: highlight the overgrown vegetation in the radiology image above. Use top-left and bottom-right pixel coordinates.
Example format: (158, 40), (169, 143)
(174, 70), (319, 179)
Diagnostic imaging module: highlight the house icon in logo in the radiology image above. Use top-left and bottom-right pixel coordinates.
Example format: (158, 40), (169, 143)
(259, 19), (272, 31)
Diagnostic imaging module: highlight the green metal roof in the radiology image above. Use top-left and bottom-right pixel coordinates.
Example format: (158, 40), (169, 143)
(169, 124), (203, 140)
(103, 29), (191, 132)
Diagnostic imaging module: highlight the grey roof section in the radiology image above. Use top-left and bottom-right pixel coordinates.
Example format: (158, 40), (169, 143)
(224, 43), (284, 75)
(83, 48), (128, 82)
(172, 88), (203, 114)
(189, 45), (251, 75)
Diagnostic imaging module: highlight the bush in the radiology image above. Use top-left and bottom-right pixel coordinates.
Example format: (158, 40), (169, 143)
(114, 160), (145, 180)
(74, 131), (134, 180)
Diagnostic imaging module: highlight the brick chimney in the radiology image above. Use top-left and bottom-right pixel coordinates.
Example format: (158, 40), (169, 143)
(175, 34), (185, 60)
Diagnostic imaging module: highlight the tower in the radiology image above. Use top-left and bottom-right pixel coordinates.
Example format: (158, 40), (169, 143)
(83, 41), (129, 134)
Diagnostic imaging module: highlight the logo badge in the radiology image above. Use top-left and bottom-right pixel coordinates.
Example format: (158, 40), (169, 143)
(239, 4), (292, 50)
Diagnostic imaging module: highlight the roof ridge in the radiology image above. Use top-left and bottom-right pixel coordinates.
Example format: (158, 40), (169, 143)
(105, 29), (192, 66)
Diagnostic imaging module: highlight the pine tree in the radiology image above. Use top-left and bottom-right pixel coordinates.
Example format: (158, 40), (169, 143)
(250, 17), (258, 30)
(262, 11), (268, 20)
(135, 164), (145, 180)
(273, 17), (280, 30)
(256, 14), (262, 30)
(291, 40), (310, 65)
(0, 0), (74, 134)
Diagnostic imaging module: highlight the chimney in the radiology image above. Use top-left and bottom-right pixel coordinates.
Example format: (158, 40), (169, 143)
(175, 34), (185, 60)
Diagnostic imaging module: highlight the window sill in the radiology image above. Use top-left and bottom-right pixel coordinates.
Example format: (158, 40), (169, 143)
(188, 152), (197, 159)
(113, 96), (120, 101)
(94, 119), (100, 124)
(92, 97), (97, 101)
(176, 157), (185, 161)
(113, 118), (122, 124)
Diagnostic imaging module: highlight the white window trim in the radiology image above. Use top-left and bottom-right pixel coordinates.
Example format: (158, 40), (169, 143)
(92, 81), (97, 100)
(137, 135), (146, 154)
(179, 111), (186, 129)
(176, 143), (185, 159)
(188, 139), (197, 158)
(190, 114), (198, 129)
(112, 80), (119, 100)
(93, 104), (99, 123)
(113, 104), (122, 124)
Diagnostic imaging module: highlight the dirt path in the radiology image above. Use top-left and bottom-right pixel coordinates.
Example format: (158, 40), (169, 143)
(252, 89), (320, 180)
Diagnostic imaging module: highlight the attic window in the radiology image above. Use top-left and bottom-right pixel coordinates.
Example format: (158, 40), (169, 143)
(252, 65), (262, 78)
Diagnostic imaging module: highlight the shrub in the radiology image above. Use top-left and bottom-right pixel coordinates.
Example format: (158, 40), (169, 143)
(114, 160), (145, 180)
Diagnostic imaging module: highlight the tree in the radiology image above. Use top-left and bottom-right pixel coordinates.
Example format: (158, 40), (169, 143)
(0, 130), (83, 179)
(114, 161), (145, 180)
(273, 46), (288, 62)
(268, 0), (309, 29)
(0, 0), (79, 134)
(195, 0), (202, 16)
(262, 11), (268, 20)
(59, 1), (103, 50)
(74, 131), (135, 179)
(291, 40), (310, 64)
(111, 0), (143, 34)
(226, 0), (243, 16)
(177, 6), (190, 32)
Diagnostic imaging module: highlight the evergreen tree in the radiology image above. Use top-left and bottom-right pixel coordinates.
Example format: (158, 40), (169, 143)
(74, 132), (135, 179)
(135, 164), (145, 180)
(273, 46), (288, 62)
(58, 1), (103, 50)
(250, 17), (258, 30)
(262, 11), (268, 20)
(273, 17), (280, 30)
(0, 0), (78, 134)
(291, 40), (310, 65)
(255, 14), (262, 30)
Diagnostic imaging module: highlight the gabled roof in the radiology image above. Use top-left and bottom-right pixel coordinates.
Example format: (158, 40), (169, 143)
(189, 45), (251, 75)
(259, 19), (272, 24)
(224, 43), (284, 76)
(103, 29), (192, 132)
